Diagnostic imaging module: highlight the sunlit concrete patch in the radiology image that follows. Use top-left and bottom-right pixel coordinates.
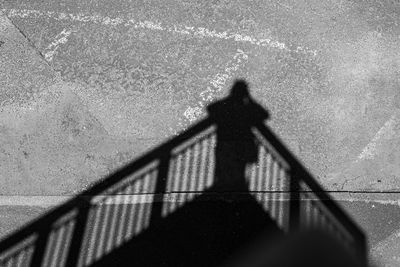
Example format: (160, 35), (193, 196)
(326, 108), (400, 192)
(371, 228), (400, 267)
(0, 206), (48, 241)
(1, 2), (400, 260)
(330, 191), (400, 204)
(311, 28), (400, 191)
(0, 196), (70, 208)
(0, 81), (152, 195)
(2, 4), (325, 159)
(3, 0), (400, 193)
(337, 196), (400, 265)
(0, 10), (159, 195)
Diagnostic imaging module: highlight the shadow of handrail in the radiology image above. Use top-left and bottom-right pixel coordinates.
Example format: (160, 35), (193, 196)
(0, 118), (214, 263)
(253, 121), (367, 263)
(0, 80), (367, 267)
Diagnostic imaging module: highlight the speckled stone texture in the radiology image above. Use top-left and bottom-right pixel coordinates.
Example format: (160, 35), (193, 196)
(1, 1), (400, 264)
(0, 12), (154, 196)
(4, 0), (400, 192)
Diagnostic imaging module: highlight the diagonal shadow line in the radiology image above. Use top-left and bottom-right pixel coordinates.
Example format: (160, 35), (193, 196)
(2, 11), (52, 67)
(0, 80), (367, 266)
(0, 117), (213, 253)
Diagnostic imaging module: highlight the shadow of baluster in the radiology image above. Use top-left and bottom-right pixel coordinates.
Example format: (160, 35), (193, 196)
(65, 198), (91, 267)
(289, 169), (300, 233)
(30, 228), (51, 267)
(149, 151), (171, 227)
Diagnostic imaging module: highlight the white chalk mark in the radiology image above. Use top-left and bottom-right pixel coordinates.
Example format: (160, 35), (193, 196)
(2, 8), (317, 56)
(37, 26), (45, 49)
(177, 49), (249, 131)
(2, 7), (317, 137)
(43, 28), (77, 61)
(357, 114), (397, 160)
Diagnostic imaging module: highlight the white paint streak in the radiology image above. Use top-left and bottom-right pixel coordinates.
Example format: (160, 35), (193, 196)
(357, 114), (397, 160)
(43, 28), (76, 61)
(178, 49), (248, 130)
(2, 8), (317, 56)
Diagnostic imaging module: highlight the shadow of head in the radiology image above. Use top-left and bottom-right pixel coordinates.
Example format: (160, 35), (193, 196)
(230, 80), (250, 102)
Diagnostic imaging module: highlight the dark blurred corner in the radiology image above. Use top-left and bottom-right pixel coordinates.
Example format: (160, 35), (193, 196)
(221, 230), (364, 267)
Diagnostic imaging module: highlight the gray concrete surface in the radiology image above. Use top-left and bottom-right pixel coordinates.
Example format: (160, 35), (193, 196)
(3, 0), (400, 188)
(1, 0), (400, 265)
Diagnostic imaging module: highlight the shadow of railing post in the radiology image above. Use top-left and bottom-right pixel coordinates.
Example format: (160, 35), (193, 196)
(253, 119), (368, 264)
(65, 198), (91, 267)
(30, 227), (51, 266)
(357, 233), (368, 267)
(289, 169), (300, 232)
(149, 151), (171, 227)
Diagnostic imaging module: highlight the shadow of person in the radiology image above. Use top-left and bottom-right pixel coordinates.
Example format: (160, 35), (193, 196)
(89, 80), (363, 267)
(91, 81), (281, 267)
(207, 80), (269, 192)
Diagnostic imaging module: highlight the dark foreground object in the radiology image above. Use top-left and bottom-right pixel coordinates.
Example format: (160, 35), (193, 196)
(93, 192), (283, 267)
(93, 193), (361, 267)
(223, 230), (363, 267)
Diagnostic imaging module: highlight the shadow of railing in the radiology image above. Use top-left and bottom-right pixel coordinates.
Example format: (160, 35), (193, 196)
(0, 80), (366, 267)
